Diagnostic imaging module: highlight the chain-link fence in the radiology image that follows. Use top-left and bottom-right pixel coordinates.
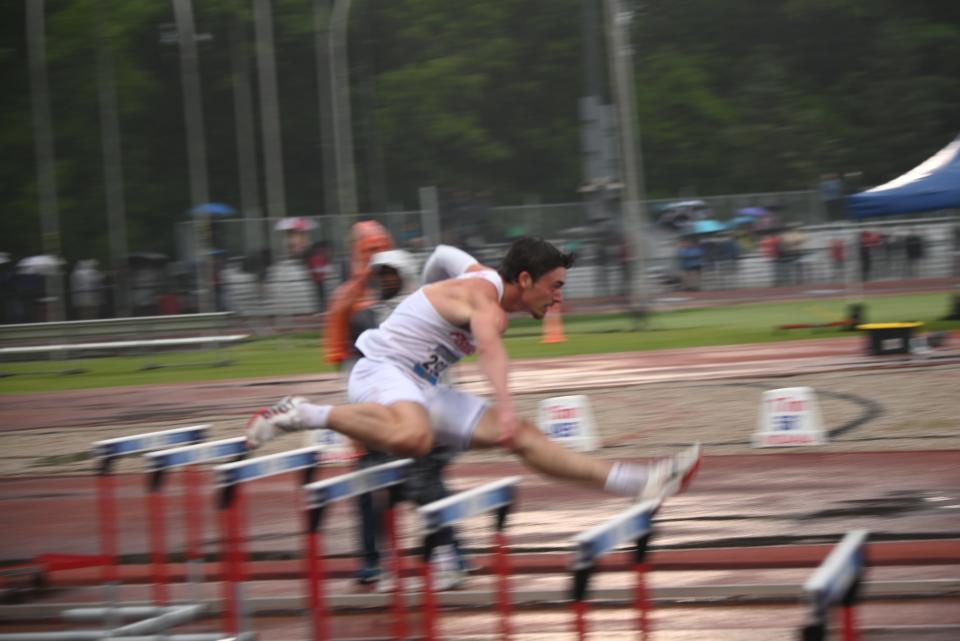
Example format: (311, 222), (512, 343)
(167, 193), (958, 320)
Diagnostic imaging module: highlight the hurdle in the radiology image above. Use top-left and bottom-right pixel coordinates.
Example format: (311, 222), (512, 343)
(800, 529), (870, 641)
(142, 437), (247, 605)
(568, 499), (660, 641)
(302, 458), (413, 641)
(90, 426), (209, 596)
(214, 446), (322, 636)
(418, 476), (521, 641)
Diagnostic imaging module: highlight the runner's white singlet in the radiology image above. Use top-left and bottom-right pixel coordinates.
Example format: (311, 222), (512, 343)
(355, 270), (504, 384)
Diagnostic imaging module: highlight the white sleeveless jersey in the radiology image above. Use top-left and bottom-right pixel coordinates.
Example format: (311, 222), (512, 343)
(355, 270), (504, 385)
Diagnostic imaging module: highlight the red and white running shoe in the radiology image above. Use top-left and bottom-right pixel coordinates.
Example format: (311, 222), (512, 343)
(245, 395), (308, 449)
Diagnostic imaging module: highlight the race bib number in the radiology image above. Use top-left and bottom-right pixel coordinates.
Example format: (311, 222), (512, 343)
(414, 344), (457, 384)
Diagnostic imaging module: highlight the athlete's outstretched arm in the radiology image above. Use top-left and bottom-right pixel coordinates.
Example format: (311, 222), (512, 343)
(421, 244), (489, 284)
(469, 291), (520, 449)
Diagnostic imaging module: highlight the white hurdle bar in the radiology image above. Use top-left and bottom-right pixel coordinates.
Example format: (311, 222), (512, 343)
(142, 438), (247, 605)
(801, 529), (870, 641)
(303, 459), (413, 641)
(90, 426), (209, 587)
(418, 477), (521, 641)
(569, 499), (660, 641)
(213, 447), (322, 637)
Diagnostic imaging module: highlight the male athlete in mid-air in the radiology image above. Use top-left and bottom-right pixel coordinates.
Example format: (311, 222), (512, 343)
(246, 237), (701, 501)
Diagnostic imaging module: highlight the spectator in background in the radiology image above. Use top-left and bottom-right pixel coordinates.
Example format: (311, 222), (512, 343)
(830, 238), (846, 282)
(0, 254), (14, 323)
(953, 226), (960, 277)
(904, 230), (925, 279)
(306, 240), (330, 314)
(859, 230), (880, 282)
(716, 235), (740, 288)
(677, 238), (704, 291)
(212, 253), (226, 312)
(70, 259), (104, 320)
(618, 239), (633, 298)
(593, 239), (609, 297)
(780, 224), (808, 285)
(250, 248), (271, 302)
(759, 233), (784, 286)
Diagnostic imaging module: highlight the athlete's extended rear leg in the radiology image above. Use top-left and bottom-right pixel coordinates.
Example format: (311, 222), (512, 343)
(469, 408), (612, 487)
(469, 405), (702, 499)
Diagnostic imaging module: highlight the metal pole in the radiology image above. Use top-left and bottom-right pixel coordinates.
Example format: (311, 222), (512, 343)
(230, 9), (262, 257)
(329, 0), (358, 217)
(418, 186), (440, 247)
(604, 0), (651, 313)
(171, 0), (214, 314)
(26, 0), (65, 323)
(253, 0), (288, 225)
(313, 0), (339, 219)
(96, 0), (131, 318)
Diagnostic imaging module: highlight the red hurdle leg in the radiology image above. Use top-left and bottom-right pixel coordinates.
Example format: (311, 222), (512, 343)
(96, 472), (118, 585)
(182, 466), (204, 565)
(147, 487), (169, 604)
(384, 503), (408, 640)
(635, 561), (652, 640)
(572, 599), (588, 641)
(219, 485), (246, 635)
(494, 530), (512, 640)
(421, 547), (439, 641)
(306, 525), (327, 641)
(841, 605), (860, 641)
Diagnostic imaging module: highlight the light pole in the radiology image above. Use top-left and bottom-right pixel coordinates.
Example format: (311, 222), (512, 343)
(253, 0), (287, 230)
(26, 0), (65, 323)
(313, 0), (339, 221)
(329, 0), (358, 218)
(604, 0), (651, 314)
(96, 0), (131, 318)
(229, 9), (262, 260)
(171, 0), (214, 313)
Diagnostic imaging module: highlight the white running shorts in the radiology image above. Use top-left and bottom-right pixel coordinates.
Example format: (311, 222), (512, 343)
(347, 357), (489, 451)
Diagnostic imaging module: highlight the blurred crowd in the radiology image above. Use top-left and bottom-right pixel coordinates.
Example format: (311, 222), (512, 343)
(2, 209), (958, 324)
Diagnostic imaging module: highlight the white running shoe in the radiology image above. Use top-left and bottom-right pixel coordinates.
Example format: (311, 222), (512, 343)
(432, 544), (468, 591)
(245, 396), (308, 449)
(375, 545), (467, 593)
(638, 442), (703, 502)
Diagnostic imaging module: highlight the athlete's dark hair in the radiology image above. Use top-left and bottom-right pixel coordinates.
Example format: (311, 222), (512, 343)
(497, 236), (576, 284)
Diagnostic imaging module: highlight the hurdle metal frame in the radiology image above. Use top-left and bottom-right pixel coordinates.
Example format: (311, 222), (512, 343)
(0, 427), (247, 641)
(568, 499), (660, 641)
(0, 603), (231, 640)
(92, 425), (210, 587)
(142, 437), (248, 605)
(303, 458), (413, 641)
(418, 476), (521, 641)
(801, 529), (870, 641)
(214, 446), (322, 636)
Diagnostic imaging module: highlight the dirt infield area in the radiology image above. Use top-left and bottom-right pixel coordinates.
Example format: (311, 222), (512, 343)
(1, 337), (959, 477)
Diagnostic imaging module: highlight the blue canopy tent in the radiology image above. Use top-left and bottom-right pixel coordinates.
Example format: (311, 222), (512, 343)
(846, 134), (960, 321)
(846, 135), (960, 218)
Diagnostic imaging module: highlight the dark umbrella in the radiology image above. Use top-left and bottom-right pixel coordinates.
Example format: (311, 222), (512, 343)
(127, 252), (169, 265)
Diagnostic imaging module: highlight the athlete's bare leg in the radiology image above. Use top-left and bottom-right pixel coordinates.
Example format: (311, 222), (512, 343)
(327, 400), (434, 457)
(469, 405), (612, 487)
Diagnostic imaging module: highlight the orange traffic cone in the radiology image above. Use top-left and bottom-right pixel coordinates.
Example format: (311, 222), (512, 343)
(541, 306), (566, 344)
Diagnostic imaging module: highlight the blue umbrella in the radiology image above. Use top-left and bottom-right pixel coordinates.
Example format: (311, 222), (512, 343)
(189, 202), (236, 216)
(691, 219), (727, 235)
(736, 207), (770, 217)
